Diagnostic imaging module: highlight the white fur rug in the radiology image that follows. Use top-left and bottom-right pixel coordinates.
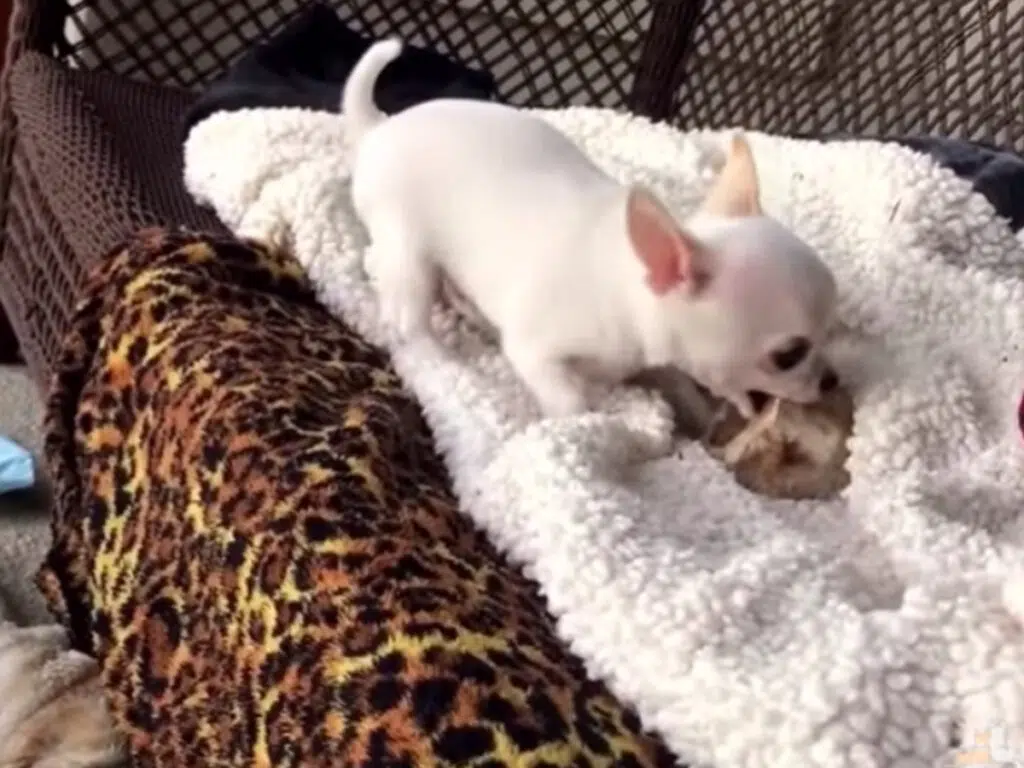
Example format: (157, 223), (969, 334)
(184, 106), (1024, 768)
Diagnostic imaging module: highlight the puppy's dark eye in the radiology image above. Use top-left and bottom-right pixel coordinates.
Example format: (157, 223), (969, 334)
(771, 337), (810, 371)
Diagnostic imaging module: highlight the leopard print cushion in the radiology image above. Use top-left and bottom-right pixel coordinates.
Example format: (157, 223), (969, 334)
(39, 229), (680, 767)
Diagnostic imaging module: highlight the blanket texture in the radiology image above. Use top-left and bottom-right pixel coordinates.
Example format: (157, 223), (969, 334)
(38, 228), (674, 766)
(185, 107), (1024, 768)
(890, 135), (1024, 233)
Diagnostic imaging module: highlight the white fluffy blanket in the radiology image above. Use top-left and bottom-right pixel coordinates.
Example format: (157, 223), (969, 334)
(184, 106), (1024, 768)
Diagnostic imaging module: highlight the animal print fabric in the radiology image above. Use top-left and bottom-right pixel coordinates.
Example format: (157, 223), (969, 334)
(38, 229), (679, 767)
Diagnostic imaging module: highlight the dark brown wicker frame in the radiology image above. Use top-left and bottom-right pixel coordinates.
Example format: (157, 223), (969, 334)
(0, 0), (704, 386)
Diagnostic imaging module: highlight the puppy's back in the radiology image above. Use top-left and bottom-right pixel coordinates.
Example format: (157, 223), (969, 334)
(354, 99), (608, 206)
(351, 98), (620, 325)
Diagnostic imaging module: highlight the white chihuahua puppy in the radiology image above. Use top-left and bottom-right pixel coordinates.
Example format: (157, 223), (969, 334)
(344, 39), (839, 419)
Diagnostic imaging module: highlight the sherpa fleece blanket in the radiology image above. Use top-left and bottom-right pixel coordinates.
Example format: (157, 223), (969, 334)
(184, 107), (1024, 768)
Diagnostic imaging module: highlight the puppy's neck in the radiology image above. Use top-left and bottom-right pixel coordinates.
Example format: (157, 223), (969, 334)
(600, 202), (697, 369)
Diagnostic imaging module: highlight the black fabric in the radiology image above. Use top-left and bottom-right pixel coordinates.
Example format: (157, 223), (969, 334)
(181, 1), (497, 139)
(892, 135), (1024, 232)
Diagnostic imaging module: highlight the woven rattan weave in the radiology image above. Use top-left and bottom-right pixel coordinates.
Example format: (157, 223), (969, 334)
(675, 0), (1024, 146)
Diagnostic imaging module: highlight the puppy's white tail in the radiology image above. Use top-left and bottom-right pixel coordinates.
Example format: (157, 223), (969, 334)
(342, 38), (403, 146)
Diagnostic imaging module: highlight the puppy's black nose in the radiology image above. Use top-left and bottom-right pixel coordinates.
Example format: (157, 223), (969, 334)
(820, 367), (839, 393)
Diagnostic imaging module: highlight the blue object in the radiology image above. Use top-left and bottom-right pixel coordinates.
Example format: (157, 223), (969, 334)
(0, 435), (34, 495)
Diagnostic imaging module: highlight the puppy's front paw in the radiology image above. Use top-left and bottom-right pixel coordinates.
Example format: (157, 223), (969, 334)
(507, 347), (590, 419)
(535, 386), (590, 419)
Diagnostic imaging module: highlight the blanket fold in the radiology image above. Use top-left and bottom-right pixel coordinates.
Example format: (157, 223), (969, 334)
(38, 227), (677, 766)
(183, 105), (1024, 768)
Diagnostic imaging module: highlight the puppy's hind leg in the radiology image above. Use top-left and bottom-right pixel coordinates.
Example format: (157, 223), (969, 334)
(365, 219), (438, 340)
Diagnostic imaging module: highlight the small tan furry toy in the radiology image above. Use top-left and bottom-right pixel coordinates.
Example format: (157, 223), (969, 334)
(633, 366), (854, 500)
(0, 622), (125, 768)
(702, 385), (854, 500)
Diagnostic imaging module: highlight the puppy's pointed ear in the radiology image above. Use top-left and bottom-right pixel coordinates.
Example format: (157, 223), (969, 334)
(701, 133), (762, 218)
(626, 186), (710, 295)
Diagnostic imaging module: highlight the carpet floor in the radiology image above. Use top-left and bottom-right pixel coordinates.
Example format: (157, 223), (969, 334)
(0, 364), (52, 625)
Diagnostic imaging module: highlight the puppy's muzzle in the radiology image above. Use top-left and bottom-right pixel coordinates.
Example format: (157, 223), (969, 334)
(747, 367), (839, 413)
(748, 390), (771, 412)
